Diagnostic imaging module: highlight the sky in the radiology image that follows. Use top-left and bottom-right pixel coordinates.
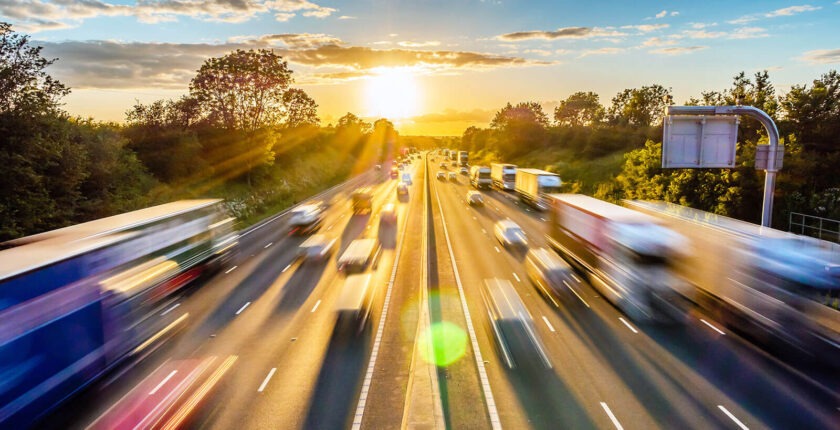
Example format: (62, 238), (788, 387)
(1, 0), (839, 135)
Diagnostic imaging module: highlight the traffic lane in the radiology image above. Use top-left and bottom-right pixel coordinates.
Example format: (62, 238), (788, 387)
(432, 174), (618, 429)
(485, 186), (839, 428)
(422, 169), (495, 429)
(360, 156), (427, 428)
(39, 171), (386, 429)
(458, 185), (764, 428)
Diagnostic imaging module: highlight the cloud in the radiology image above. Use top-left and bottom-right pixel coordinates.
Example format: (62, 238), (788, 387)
(682, 27), (768, 40)
(408, 109), (495, 124)
(337, 15), (356, 20)
(525, 49), (552, 57)
(655, 10), (667, 19)
(799, 48), (840, 64)
(671, 11), (679, 16)
(578, 47), (624, 57)
(397, 41), (441, 48)
(729, 4), (821, 25)
(642, 37), (678, 47)
(689, 22), (717, 29)
(650, 46), (708, 55)
(232, 33), (344, 48)
(621, 23), (669, 33)
(0, 0), (337, 32)
(37, 38), (548, 89)
(496, 26), (625, 41)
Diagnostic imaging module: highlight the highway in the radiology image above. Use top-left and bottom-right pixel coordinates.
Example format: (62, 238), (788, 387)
(40, 153), (839, 429)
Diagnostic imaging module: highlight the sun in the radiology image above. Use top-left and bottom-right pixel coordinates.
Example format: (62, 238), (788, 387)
(365, 68), (420, 119)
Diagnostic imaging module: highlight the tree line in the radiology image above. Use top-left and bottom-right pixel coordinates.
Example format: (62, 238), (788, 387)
(0, 23), (400, 240)
(462, 70), (840, 227)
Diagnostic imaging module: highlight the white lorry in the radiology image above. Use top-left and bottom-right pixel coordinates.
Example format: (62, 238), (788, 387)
(546, 194), (687, 321)
(469, 166), (492, 189)
(626, 200), (840, 360)
(514, 169), (561, 211)
(490, 163), (516, 191)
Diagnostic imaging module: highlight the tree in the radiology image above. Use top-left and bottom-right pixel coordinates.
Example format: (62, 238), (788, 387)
(189, 49), (294, 131)
(780, 70), (840, 154)
(491, 101), (549, 130)
(554, 91), (605, 127)
(0, 22), (69, 116)
(336, 112), (371, 134)
(283, 88), (320, 127)
(490, 102), (549, 157)
(608, 84), (672, 127)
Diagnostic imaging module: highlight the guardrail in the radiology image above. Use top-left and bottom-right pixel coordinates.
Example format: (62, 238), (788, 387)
(789, 212), (840, 244)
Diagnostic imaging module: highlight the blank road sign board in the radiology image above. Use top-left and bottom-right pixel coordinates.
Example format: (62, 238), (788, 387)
(662, 115), (738, 168)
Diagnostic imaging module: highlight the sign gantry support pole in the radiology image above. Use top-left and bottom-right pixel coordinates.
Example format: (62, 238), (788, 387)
(665, 105), (781, 227)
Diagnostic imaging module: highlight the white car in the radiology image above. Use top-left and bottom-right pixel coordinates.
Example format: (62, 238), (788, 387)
(467, 191), (484, 206)
(288, 203), (324, 234)
(380, 203), (398, 224)
(401, 173), (412, 185)
(436, 171), (446, 180)
(494, 220), (527, 248)
(298, 234), (336, 261)
(448, 172), (457, 181)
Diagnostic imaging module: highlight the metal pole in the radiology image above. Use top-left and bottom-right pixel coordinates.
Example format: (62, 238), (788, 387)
(666, 106), (780, 227)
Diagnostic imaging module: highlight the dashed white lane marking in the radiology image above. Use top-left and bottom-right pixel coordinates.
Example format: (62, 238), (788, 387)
(718, 405), (749, 430)
(473, 216), (477, 220)
(618, 317), (638, 334)
(700, 319), (726, 335)
(542, 316), (556, 332)
(513, 273), (521, 283)
(225, 265), (238, 274)
(434, 186), (501, 430)
(161, 303), (180, 316)
(482, 228), (487, 234)
(571, 273), (581, 283)
(264, 242), (273, 249)
(282, 264), (291, 273)
(540, 217), (547, 222)
(235, 302), (251, 315)
(600, 402), (624, 430)
(149, 370), (177, 395)
(563, 280), (590, 308)
(311, 300), (321, 313)
(494, 246), (501, 253)
(257, 368), (277, 393)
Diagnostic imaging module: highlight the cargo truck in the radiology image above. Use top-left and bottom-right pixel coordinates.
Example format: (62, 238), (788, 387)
(352, 187), (373, 213)
(335, 274), (375, 334)
(490, 163), (517, 191)
(514, 169), (562, 210)
(469, 166), (492, 189)
(458, 150), (468, 167)
(337, 238), (378, 273)
(546, 194), (688, 321)
(626, 200), (840, 360)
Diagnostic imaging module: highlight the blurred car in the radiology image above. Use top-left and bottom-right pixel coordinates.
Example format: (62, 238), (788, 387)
(440, 162), (447, 169)
(352, 188), (373, 213)
(390, 167), (399, 179)
(448, 172), (457, 181)
(374, 164), (382, 170)
(467, 191), (484, 206)
(436, 172), (446, 180)
(481, 278), (551, 369)
(380, 203), (398, 224)
(401, 172), (412, 185)
(525, 248), (577, 303)
(298, 234), (337, 262)
(399, 163), (405, 171)
(460, 167), (469, 175)
(397, 182), (409, 197)
(288, 203), (324, 234)
(494, 220), (527, 248)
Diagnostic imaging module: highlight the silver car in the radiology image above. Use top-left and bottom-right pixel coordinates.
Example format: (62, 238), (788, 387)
(298, 234), (336, 261)
(525, 248), (578, 304)
(467, 191), (484, 206)
(494, 220), (527, 248)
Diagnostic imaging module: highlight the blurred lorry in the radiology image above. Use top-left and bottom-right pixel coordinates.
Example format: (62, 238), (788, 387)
(626, 200), (840, 360)
(515, 169), (562, 211)
(458, 150), (469, 167)
(546, 194), (687, 321)
(334, 274), (375, 334)
(490, 163), (517, 191)
(352, 187), (373, 213)
(0, 200), (238, 428)
(337, 238), (378, 273)
(469, 166), (492, 189)
(482, 279), (552, 369)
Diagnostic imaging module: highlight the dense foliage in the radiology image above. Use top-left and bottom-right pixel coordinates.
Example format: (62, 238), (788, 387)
(464, 71), (840, 228)
(0, 24), (399, 240)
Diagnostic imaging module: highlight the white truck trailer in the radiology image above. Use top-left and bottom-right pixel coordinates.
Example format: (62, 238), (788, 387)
(490, 163), (517, 191)
(626, 200), (840, 360)
(514, 169), (561, 211)
(546, 194), (687, 321)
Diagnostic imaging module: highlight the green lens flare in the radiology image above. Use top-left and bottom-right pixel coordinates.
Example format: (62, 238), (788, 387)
(419, 321), (467, 367)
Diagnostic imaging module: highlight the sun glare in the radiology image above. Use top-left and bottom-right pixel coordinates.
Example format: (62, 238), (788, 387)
(365, 68), (420, 119)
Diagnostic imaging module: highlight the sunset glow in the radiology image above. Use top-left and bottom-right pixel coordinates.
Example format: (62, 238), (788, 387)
(365, 68), (420, 119)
